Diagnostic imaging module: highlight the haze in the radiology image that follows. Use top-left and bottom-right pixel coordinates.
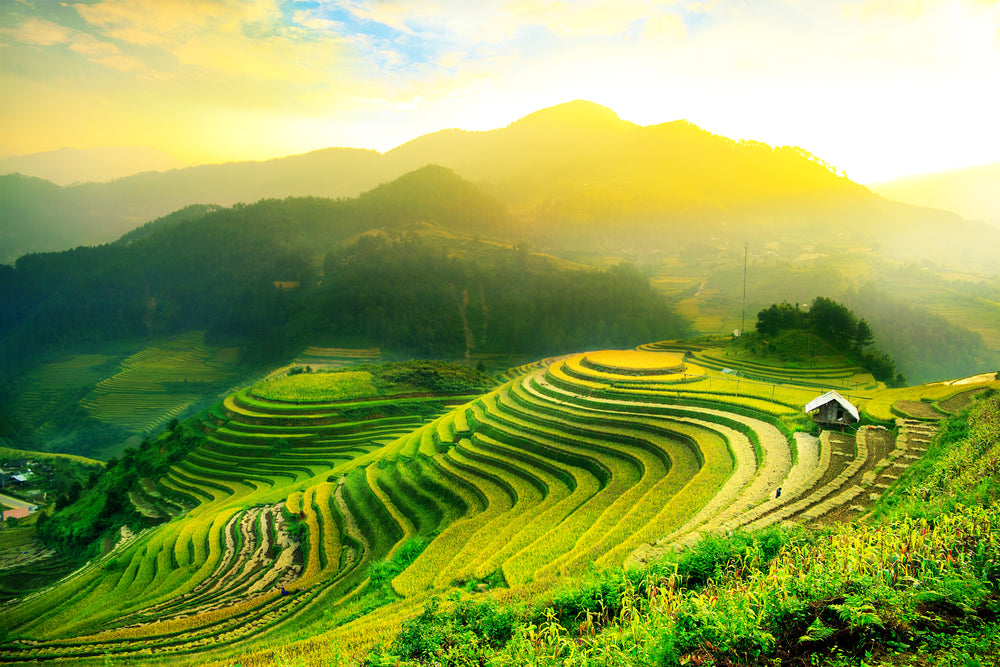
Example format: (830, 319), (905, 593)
(2, 0), (999, 183)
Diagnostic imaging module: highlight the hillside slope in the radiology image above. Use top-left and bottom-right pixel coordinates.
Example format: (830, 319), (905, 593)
(4, 101), (994, 271)
(869, 161), (1000, 228)
(3, 348), (996, 664)
(0, 146), (185, 186)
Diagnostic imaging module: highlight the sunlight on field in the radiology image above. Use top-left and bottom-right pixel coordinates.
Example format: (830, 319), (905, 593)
(650, 276), (700, 296)
(583, 349), (685, 372)
(251, 371), (378, 402)
(7, 340), (999, 664)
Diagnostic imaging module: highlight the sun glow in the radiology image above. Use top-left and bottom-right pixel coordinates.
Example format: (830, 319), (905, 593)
(1, 1), (998, 181)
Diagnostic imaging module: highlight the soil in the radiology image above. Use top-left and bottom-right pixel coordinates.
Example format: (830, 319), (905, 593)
(938, 388), (985, 414)
(819, 427), (897, 523)
(893, 400), (946, 420)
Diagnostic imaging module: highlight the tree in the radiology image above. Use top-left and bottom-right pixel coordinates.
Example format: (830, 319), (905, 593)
(809, 296), (857, 347)
(854, 318), (875, 352)
(756, 302), (805, 336)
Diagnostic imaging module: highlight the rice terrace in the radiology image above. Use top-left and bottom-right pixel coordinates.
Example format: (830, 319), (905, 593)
(3, 8), (1000, 662)
(3, 335), (999, 665)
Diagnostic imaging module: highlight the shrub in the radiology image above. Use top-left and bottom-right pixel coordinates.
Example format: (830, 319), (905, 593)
(391, 595), (519, 662)
(673, 525), (800, 588)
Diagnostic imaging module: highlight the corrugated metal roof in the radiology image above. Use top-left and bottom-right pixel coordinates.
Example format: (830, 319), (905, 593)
(804, 390), (860, 422)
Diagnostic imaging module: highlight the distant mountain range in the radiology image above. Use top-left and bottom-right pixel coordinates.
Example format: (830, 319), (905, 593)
(1, 101), (997, 271)
(868, 162), (1000, 229)
(0, 146), (185, 186)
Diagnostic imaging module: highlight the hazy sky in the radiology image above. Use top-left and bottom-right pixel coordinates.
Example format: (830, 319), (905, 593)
(1, 0), (998, 182)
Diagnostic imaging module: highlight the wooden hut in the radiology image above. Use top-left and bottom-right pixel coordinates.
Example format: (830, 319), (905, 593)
(805, 390), (860, 428)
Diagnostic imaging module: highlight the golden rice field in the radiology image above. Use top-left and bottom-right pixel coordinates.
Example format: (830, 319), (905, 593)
(2, 343), (997, 665)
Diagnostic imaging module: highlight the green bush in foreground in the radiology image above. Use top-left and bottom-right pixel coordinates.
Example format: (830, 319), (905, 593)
(374, 505), (999, 666)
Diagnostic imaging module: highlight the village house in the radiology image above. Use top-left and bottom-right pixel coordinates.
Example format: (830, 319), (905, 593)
(805, 390), (860, 428)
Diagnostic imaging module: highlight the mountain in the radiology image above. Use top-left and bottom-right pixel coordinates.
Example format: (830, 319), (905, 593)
(0, 167), (503, 378)
(868, 162), (1000, 228)
(0, 146), (185, 185)
(0, 166), (691, 459)
(5, 101), (996, 270)
(0, 147), (389, 263)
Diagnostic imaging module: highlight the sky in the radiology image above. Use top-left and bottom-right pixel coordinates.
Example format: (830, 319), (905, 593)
(1, 0), (998, 183)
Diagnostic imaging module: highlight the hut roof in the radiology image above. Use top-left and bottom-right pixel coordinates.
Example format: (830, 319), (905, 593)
(804, 390), (860, 422)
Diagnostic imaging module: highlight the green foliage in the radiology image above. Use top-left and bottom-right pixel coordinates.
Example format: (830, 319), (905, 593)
(374, 360), (494, 394)
(252, 371), (378, 402)
(671, 525), (802, 588)
(390, 595), (519, 663)
(37, 421), (205, 553)
(753, 296), (901, 384)
(756, 301), (808, 336)
(874, 392), (1000, 519)
(809, 296), (858, 348)
(0, 168), (503, 378)
(851, 282), (1000, 385)
(366, 537), (428, 591)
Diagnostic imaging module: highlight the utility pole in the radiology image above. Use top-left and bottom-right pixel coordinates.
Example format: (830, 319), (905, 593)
(740, 242), (748, 336)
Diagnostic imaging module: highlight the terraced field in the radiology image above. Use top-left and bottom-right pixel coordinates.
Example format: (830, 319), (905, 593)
(12, 354), (112, 428)
(79, 332), (241, 434)
(294, 346), (382, 370)
(2, 346), (997, 664)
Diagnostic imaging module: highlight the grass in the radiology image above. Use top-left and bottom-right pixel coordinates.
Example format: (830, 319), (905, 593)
(858, 378), (1000, 422)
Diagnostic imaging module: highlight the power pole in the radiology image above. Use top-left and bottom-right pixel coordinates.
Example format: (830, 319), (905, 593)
(740, 242), (748, 336)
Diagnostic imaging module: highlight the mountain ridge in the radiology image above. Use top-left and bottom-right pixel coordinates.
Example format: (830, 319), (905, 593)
(0, 146), (185, 186)
(868, 161), (1000, 228)
(1, 100), (995, 273)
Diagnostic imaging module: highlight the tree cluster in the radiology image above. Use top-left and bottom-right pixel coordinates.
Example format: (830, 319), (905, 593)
(37, 420), (203, 553)
(208, 233), (689, 362)
(755, 297), (902, 385)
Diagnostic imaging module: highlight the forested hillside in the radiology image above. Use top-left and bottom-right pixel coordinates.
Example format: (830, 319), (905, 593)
(0, 167), (688, 453)
(4, 102), (996, 273)
(208, 233), (685, 362)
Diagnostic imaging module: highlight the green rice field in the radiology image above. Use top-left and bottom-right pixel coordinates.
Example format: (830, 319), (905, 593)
(2, 343), (997, 665)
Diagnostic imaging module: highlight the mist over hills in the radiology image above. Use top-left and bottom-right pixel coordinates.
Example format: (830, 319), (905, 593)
(2, 100), (997, 391)
(869, 162), (1000, 229)
(0, 166), (686, 388)
(3, 100), (995, 272)
(0, 146), (184, 186)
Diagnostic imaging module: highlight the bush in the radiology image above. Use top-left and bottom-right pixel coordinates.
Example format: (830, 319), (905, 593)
(391, 595), (518, 663)
(673, 526), (799, 588)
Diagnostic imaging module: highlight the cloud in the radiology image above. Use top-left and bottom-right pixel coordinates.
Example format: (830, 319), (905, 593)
(503, 0), (654, 37)
(642, 12), (687, 40)
(67, 33), (120, 57)
(66, 0), (358, 85)
(173, 32), (345, 84)
(291, 10), (345, 32)
(0, 14), (143, 71)
(72, 0), (240, 41)
(323, 1), (683, 42)
(1, 17), (75, 45)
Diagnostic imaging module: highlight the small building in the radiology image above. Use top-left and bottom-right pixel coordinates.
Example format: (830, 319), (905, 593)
(805, 390), (860, 428)
(1, 506), (36, 521)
